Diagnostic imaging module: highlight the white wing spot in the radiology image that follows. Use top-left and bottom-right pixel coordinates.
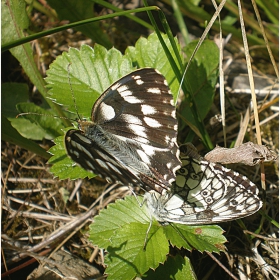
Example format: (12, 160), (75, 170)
(71, 140), (93, 159)
(131, 136), (149, 144)
(148, 87), (161, 94)
(123, 95), (142, 104)
(135, 79), (144, 85)
(165, 135), (171, 144)
(119, 89), (133, 97)
(86, 159), (98, 171)
(144, 117), (162, 128)
(132, 75), (144, 85)
(128, 124), (147, 138)
(123, 114), (142, 125)
(141, 104), (157, 115)
(99, 103), (115, 120)
(95, 159), (109, 170)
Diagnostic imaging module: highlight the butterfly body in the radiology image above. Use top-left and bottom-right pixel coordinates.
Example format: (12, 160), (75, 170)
(65, 68), (181, 193)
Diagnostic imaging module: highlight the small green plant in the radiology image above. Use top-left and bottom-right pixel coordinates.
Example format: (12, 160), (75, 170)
(10, 32), (220, 279)
(43, 35), (219, 279)
(89, 195), (226, 279)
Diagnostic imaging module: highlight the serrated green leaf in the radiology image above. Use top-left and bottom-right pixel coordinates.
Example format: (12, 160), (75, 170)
(89, 195), (150, 248)
(106, 222), (168, 280)
(45, 45), (133, 118)
(166, 224), (226, 253)
(90, 196), (169, 280)
(89, 196), (226, 280)
(125, 32), (182, 102)
(144, 255), (197, 280)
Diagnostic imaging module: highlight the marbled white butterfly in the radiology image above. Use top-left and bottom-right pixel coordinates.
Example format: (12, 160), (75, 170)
(65, 68), (181, 193)
(145, 143), (262, 224)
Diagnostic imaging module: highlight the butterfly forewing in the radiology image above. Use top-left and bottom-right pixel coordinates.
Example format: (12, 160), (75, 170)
(145, 143), (262, 224)
(65, 68), (181, 193)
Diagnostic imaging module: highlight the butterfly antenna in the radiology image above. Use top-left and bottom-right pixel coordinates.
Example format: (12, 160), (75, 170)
(67, 63), (82, 121)
(16, 112), (76, 122)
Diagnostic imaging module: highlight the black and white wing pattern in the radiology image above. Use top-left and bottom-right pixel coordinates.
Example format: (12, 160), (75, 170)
(145, 143), (262, 224)
(65, 68), (181, 193)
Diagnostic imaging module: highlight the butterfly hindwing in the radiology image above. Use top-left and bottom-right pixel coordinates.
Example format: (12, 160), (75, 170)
(65, 68), (181, 193)
(145, 143), (262, 224)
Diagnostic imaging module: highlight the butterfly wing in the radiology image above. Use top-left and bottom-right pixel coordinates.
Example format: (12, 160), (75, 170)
(169, 157), (262, 224)
(65, 129), (153, 187)
(145, 144), (262, 224)
(65, 68), (181, 193)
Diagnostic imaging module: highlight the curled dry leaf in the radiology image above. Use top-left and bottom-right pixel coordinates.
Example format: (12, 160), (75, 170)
(205, 142), (278, 166)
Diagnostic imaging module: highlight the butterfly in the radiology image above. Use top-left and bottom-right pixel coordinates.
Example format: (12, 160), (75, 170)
(65, 68), (181, 193)
(144, 143), (263, 224)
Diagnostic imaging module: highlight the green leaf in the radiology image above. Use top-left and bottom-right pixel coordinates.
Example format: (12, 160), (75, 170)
(125, 32), (183, 102)
(1, 115), (49, 159)
(2, 82), (62, 141)
(89, 196), (226, 280)
(11, 103), (64, 140)
(144, 255), (197, 280)
(179, 40), (219, 138)
(166, 224), (226, 253)
(106, 222), (168, 280)
(46, 44), (133, 118)
(89, 196), (169, 280)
